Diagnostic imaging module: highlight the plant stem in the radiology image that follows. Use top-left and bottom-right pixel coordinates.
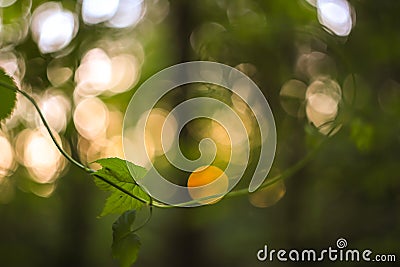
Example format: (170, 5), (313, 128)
(0, 81), (332, 209)
(132, 201), (153, 232)
(0, 82), (159, 207)
(0, 81), (91, 173)
(226, 139), (324, 198)
(92, 173), (147, 205)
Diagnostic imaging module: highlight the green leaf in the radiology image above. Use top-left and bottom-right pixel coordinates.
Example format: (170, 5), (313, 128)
(92, 158), (150, 217)
(0, 68), (17, 121)
(100, 184), (150, 217)
(112, 210), (141, 267)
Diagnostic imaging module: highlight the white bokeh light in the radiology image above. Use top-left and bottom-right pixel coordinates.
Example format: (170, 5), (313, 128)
(306, 77), (342, 134)
(38, 91), (71, 133)
(22, 128), (65, 183)
(0, 134), (15, 178)
(31, 2), (78, 53)
(75, 48), (112, 97)
(73, 97), (109, 140)
(107, 0), (145, 28)
(317, 0), (353, 37)
(82, 0), (119, 25)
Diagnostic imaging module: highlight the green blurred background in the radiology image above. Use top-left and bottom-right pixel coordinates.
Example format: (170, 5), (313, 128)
(0, 0), (399, 266)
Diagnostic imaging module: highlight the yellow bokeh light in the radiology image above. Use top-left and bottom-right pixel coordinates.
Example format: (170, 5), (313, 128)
(107, 108), (124, 137)
(140, 108), (177, 156)
(104, 135), (125, 159)
(22, 128), (65, 183)
(123, 126), (155, 168)
(0, 133), (15, 178)
(249, 180), (286, 208)
(75, 48), (141, 98)
(73, 97), (109, 140)
(75, 48), (112, 97)
(187, 165), (229, 205)
(306, 77), (342, 134)
(0, 51), (25, 83)
(307, 92), (338, 116)
(39, 90), (71, 133)
(108, 54), (140, 94)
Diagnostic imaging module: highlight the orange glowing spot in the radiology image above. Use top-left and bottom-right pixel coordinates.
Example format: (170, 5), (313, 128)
(187, 165), (229, 205)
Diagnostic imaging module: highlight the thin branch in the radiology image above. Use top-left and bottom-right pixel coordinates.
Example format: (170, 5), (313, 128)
(0, 81), (334, 209)
(0, 81), (91, 173)
(132, 201), (153, 232)
(0, 81), (159, 207)
(226, 139), (322, 198)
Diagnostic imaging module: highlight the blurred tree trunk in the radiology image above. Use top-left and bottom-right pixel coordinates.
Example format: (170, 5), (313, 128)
(166, 1), (204, 267)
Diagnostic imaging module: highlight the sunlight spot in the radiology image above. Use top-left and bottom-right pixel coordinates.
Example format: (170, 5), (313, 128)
(82, 0), (119, 25)
(104, 135), (125, 159)
(0, 133), (15, 178)
(108, 54), (140, 94)
(123, 109), (178, 168)
(7, 91), (38, 130)
(187, 165), (229, 205)
(38, 90), (71, 133)
(23, 128), (65, 183)
(14, 129), (30, 164)
(0, 52), (18, 77)
(317, 0), (353, 37)
(31, 2), (78, 53)
(212, 109), (250, 147)
(107, 0), (145, 28)
(0, 51), (25, 88)
(308, 93), (338, 115)
(123, 126), (155, 168)
(306, 77), (342, 134)
(107, 108), (124, 137)
(73, 97), (109, 140)
(140, 108), (177, 156)
(75, 48), (112, 97)
(249, 180), (286, 208)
